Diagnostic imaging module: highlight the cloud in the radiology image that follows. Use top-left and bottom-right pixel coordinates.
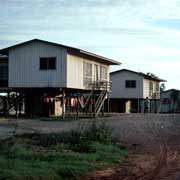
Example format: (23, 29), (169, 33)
(1, 0), (180, 89)
(151, 19), (180, 31)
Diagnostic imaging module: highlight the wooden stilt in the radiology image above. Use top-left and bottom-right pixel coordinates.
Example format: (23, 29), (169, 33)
(77, 90), (79, 119)
(102, 102), (105, 116)
(155, 99), (157, 113)
(62, 89), (65, 119)
(15, 92), (18, 119)
(6, 92), (10, 118)
(31, 92), (34, 119)
(107, 92), (110, 113)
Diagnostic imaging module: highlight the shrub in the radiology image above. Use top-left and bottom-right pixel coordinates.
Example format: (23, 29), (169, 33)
(82, 120), (112, 144)
(14, 121), (113, 153)
(8, 144), (33, 159)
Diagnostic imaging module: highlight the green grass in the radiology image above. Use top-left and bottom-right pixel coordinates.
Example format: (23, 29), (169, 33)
(0, 142), (127, 180)
(0, 122), (127, 180)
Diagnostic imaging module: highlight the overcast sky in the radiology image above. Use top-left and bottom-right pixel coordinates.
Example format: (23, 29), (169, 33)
(0, 0), (180, 90)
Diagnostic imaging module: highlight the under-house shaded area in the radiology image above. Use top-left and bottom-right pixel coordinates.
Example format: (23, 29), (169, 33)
(106, 98), (140, 113)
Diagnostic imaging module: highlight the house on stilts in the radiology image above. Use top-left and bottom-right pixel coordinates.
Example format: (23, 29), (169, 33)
(109, 69), (166, 113)
(0, 39), (120, 118)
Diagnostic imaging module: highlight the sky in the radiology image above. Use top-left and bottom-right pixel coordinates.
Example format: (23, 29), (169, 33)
(0, 0), (180, 90)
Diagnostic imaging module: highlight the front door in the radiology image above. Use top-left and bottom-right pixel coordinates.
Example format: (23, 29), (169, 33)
(125, 100), (131, 113)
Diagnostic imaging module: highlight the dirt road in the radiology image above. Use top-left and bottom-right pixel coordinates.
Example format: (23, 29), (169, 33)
(92, 114), (180, 180)
(0, 114), (180, 179)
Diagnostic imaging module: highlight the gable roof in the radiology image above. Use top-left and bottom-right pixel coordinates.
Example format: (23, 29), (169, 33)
(0, 39), (121, 65)
(162, 89), (180, 93)
(110, 69), (166, 82)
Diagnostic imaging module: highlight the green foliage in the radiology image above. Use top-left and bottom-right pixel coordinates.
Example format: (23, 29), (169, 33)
(84, 121), (112, 144)
(0, 121), (127, 180)
(30, 121), (112, 152)
(9, 144), (33, 158)
(160, 83), (166, 92)
(0, 142), (127, 180)
(146, 72), (159, 79)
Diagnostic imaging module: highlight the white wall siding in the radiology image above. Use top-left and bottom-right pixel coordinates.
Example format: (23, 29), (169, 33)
(110, 71), (144, 98)
(66, 54), (84, 89)
(143, 79), (150, 98)
(9, 41), (67, 88)
(143, 79), (160, 99)
(67, 53), (109, 90)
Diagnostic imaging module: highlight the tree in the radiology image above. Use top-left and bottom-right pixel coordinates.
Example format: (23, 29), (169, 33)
(160, 83), (166, 92)
(146, 72), (159, 79)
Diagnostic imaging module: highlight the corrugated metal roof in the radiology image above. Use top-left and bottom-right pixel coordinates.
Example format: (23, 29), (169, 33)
(162, 89), (180, 93)
(0, 39), (121, 65)
(110, 69), (166, 82)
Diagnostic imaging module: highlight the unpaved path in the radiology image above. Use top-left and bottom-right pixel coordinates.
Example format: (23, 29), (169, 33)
(0, 114), (180, 179)
(90, 114), (180, 180)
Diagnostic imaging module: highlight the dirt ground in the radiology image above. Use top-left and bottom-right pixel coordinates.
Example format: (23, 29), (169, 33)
(0, 114), (180, 180)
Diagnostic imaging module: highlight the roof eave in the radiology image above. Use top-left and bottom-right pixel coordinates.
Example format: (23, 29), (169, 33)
(110, 69), (166, 82)
(80, 50), (121, 65)
(144, 77), (167, 82)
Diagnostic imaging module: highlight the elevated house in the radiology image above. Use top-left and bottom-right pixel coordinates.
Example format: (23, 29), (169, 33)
(109, 69), (166, 113)
(0, 39), (120, 118)
(160, 89), (180, 113)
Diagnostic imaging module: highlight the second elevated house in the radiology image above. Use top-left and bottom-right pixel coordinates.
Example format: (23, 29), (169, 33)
(109, 69), (166, 113)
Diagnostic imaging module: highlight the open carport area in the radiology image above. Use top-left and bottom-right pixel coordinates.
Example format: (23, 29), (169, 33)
(0, 114), (180, 180)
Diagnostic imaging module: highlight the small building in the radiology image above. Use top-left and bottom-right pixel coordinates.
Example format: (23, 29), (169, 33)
(109, 69), (166, 113)
(0, 39), (120, 117)
(160, 89), (180, 113)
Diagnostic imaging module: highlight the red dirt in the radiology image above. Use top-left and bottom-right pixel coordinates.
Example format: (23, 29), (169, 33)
(89, 141), (180, 180)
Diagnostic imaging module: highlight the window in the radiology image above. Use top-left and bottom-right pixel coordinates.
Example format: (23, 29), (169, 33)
(40, 57), (56, 70)
(125, 80), (136, 88)
(149, 82), (153, 91)
(83, 62), (92, 86)
(149, 82), (154, 97)
(156, 83), (159, 91)
(0, 64), (8, 87)
(100, 66), (107, 80)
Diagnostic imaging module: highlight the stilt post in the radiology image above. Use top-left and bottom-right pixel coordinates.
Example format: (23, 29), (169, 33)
(15, 92), (19, 119)
(62, 89), (65, 119)
(76, 90), (79, 118)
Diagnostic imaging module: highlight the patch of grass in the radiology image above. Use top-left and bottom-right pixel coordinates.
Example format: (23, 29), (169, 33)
(0, 143), (127, 180)
(0, 122), (127, 180)
(30, 121), (112, 152)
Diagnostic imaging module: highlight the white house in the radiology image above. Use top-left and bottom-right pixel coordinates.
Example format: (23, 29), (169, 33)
(0, 39), (120, 117)
(109, 69), (166, 113)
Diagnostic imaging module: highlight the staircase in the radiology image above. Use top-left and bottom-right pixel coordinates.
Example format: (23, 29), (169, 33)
(84, 81), (112, 117)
